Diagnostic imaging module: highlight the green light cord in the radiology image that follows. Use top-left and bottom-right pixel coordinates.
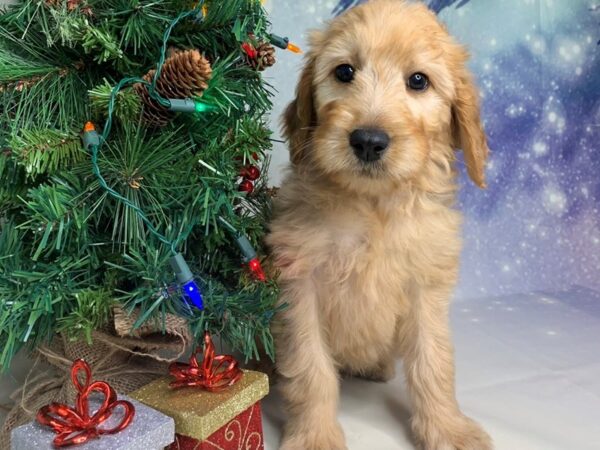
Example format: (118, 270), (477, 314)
(103, 77), (146, 140)
(90, 2), (206, 255)
(217, 216), (239, 236)
(90, 143), (176, 253)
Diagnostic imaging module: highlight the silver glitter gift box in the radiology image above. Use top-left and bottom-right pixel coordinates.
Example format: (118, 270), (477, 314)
(10, 395), (175, 450)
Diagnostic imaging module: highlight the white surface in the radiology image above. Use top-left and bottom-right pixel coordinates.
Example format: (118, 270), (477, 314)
(260, 286), (600, 450)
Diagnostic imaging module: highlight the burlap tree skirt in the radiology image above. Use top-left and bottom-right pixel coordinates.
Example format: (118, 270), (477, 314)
(0, 309), (191, 449)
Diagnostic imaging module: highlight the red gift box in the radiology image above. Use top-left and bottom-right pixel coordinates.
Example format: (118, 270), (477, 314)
(169, 402), (264, 450)
(131, 370), (269, 450)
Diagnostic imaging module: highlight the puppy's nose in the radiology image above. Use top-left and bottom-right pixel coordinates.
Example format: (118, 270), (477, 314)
(350, 128), (390, 162)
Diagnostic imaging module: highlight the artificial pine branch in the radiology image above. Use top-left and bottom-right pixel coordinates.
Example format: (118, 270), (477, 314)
(56, 288), (116, 344)
(110, 0), (171, 55)
(0, 151), (28, 207)
(0, 0), (280, 371)
(17, 179), (90, 260)
(0, 48), (58, 85)
(2, 68), (92, 132)
(9, 128), (84, 176)
(89, 79), (141, 121)
(81, 123), (199, 249)
(0, 254), (98, 367)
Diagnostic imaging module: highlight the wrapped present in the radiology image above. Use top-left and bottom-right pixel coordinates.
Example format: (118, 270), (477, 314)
(11, 395), (175, 450)
(131, 333), (269, 450)
(11, 360), (175, 450)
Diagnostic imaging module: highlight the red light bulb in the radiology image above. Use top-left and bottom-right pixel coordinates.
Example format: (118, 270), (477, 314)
(248, 258), (266, 281)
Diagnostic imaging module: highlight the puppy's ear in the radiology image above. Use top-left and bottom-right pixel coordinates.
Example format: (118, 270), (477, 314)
(451, 56), (489, 188)
(282, 54), (317, 166)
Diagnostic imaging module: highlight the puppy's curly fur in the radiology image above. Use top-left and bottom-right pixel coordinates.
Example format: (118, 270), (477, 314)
(267, 1), (492, 449)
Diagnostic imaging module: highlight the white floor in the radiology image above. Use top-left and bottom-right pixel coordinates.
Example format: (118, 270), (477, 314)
(261, 286), (600, 450)
(2, 286), (600, 449)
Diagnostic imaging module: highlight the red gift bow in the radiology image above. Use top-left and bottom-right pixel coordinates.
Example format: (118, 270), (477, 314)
(169, 331), (243, 391)
(36, 359), (135, 447)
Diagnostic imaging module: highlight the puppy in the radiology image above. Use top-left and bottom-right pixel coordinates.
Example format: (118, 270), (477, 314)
(267, 1), (492, 449)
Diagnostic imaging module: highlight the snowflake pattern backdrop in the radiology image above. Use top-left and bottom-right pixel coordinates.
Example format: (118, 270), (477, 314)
(267, 0), (600, 299)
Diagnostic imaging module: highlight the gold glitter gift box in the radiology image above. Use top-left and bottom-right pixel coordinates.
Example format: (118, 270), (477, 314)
(131, 370), (269, 450)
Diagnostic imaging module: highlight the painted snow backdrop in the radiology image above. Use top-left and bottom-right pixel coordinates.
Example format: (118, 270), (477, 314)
(266, 0), (600, 299)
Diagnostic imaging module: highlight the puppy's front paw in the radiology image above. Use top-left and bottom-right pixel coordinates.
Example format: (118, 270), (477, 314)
(279, 420), (347, 450)
(413, 414), (492, 450)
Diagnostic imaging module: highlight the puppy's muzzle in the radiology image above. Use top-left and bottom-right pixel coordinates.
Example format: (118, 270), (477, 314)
(350, 128), (390, 162)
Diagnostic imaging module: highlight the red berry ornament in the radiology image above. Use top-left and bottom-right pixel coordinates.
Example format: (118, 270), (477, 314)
(239, 179), (254, 194)
(241, 42), (257, 59)
(240, 165), (260, 181)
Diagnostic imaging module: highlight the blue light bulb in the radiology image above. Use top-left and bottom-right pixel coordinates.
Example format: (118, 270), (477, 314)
(182, 280), (203, 310)
(170, 253), (204, 310)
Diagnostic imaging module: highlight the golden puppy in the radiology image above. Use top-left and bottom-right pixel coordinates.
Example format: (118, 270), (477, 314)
(267, 1), (492, 449)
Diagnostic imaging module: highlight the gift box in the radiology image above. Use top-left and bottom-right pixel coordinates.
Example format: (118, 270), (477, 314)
(10, 395), (175, 450)
(131, 370), (269, 450)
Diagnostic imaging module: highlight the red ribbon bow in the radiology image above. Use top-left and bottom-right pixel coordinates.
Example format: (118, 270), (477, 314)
(169, 332), (243, 391)
(36, 359), (135, 447)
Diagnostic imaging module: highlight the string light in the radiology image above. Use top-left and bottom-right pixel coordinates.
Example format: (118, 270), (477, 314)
(269, 34), (302, 53)
(167, 98), (216, 113)
(236, 234), (266, 281)
(81, 1), (280, 308)
(84, 122), (203, 308)
(247, 257), (266, 282)
(81, 121), (100, 150)
(170, 253), (204, 309)
(218, 217), (267, 281)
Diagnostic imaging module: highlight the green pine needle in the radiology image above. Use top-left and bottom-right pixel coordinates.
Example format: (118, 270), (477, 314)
(17, 178), (90, 260)
(56, 288), (116, 344)
(9, 128), (85, 176)
(0, 47), (57, 83)
(89, 79), (141, 121)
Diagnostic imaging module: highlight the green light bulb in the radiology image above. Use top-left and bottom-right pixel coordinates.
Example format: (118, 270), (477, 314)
(194, 101), (214, 113)
(167, 98), (215, 113)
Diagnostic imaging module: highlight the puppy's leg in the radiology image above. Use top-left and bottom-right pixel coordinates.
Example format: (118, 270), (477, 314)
(276, 279), (346, 450)
(400, 284), (492, 450)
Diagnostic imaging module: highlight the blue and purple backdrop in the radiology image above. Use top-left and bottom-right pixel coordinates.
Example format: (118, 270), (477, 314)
(266, 0), (600, 299)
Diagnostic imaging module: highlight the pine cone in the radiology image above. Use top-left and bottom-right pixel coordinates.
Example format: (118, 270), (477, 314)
(248, 42), (276, 71)
(133, 70), (173, 127)
(134, 49), (212, 127)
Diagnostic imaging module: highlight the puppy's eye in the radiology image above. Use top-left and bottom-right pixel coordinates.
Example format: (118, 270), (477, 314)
(407, 72), (429, 91)
(335, 64), (355, 83)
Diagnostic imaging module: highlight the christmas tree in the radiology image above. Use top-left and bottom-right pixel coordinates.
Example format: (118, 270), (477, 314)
(0, 0), (287, 372)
